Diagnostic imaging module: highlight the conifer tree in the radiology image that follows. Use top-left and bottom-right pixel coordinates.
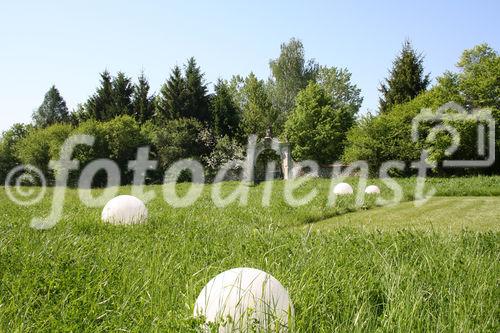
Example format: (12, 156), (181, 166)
(184, 57), (210, 122)
(110, 72), (133, 117)
(378, 40), (430, 113)
(132, 72), (154, 123)
(32, 85), (70, 127)
(156, 65), (187, 120)
(210, 79), (240, 137)
(86, 70), (114, 121)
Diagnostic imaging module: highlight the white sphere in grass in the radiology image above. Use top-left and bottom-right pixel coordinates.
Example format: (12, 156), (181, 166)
(101, 195), (148, 225)
(333, 182), (354, 195)
(194, 267), (294, 332)
(365, 185), (381, 194)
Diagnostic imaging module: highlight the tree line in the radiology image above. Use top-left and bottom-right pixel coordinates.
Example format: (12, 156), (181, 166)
(1, 38), (498, 185)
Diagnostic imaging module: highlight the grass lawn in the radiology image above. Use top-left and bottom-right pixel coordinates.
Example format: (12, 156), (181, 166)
(308, 196), (500, 233)
(0, 176), (499, 332)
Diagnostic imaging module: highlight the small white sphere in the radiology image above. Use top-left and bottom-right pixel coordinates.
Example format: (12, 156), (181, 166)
(101, 195), (148, 225)
(365, 185), (381, 194)
(194, 267), (294, 332)
(333, 182), (354, 195)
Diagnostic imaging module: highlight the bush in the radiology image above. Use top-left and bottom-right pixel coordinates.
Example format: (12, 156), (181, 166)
(71, 116), (150, 185)
(11, 116), (151, 186)
(343, 98), (429, 175)
(71, 119), (110, 165)
(343, 87), (500, 176)
(14, 124), (73, 183)
(203, 135), (245, 181)
(0, 124), (32, 184)
(152, 118), (210, 181)
(102, 116), (150, 182)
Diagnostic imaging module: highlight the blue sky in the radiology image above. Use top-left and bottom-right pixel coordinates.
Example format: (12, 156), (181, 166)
(0, 0), (498, 132)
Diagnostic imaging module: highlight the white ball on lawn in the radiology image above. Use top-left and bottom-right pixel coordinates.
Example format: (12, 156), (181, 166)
(333, 182), (354, 195)
(365, 185), (381, 194)
(194, 267), (294, 332)
(101, 195), (148, 225)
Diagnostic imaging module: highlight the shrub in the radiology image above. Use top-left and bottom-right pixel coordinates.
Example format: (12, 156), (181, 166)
(152, 118), (209, 180)
(0, 124), (32, 184)
(102, 116), (149, 182)
(72, 116), (150, 185)
(203, 135), (245, 181)
(344, 88), (500, 175)
(14, 124), (73, 183)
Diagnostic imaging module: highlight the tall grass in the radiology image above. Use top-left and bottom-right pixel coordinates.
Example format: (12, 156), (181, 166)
(0, 176), (498, 331)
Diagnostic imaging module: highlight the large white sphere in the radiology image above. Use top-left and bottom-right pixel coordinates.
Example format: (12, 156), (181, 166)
(101, 195), (148, 225)
(194, 267), (294, 332)
(365, 185), (381, 194)
(333, 182), (354, 195)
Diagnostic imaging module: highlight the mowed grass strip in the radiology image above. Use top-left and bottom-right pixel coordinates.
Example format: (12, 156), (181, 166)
(307, 196), (500, 232)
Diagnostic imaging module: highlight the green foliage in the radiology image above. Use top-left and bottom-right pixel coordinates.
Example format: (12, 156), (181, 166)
(131, 72), (155, 124)
(102, 116), (149, 179)
(14, 124), (73, 181)
(455, 44), (500, 173)
(10, 116), (150, 185)
(77, 72), (153, 127)
(203, 135), (244, 181)
(156, 65), (187, 120)
(151, 118), (208, 171)
(316, 66), (363, 114)
(346, 43), (499, 175)
(69, 104), (92, 125)
(343, 103), (423, 175)
(85, 71), (134, 121)
(239, 73), (275, 138)
(457, 43), (500, 109)
(2, 40), (499, 182)
(0, 124), (32, 183)
(269, 38), (318, 133)
(379, 40), (430, 113)
(85, 71), (114, 121)
(32, 85), (70, 127)
(156, 58), (210, 123)
(184, 57), (210, 122)
(110, 72), (134, 117)
(70, 116), (149, 185)
(284, 83), (356, 164)
(210, 79), (241, 138)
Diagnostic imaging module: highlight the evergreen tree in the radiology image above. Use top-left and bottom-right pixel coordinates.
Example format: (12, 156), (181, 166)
(210, 79), (240, 137)
(240, 73), (274, 137)
(69, 103), (90, 125)
(32, 85), (70, 127)
(110, 72), (133, 118)
(156, 65), (186, 120)
(132, 72), (155, 123)
(184, 57), (210, 122)
(86, 70), (114, 121)
(378, 40), (430, 113)
(86, 71), (134, 121)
